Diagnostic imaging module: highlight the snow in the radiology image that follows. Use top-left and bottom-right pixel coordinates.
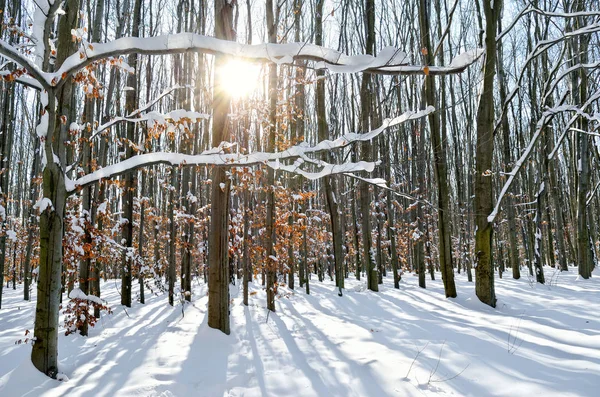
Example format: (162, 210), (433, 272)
(6, 230), (17, 242)
(186, 191), (198, 204)
(47, 34), (482, 86)
(71, 108), (433, 191)
(69, 122), (81, 132)
(97, 201), (108, 215)
(91, 109), (209, 142)
(33, 197), (54, 212)
(32, 2), (49, 69)
(68, 288), (104, 305)
(35, 91), (49, 138)
(1, 268), (599, 396)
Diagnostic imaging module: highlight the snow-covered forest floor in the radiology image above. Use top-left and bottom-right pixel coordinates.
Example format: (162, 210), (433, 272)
(1, 267), (599, 397)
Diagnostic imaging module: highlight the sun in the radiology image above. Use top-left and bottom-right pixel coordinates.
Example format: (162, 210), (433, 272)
(218, 59), (262, 98)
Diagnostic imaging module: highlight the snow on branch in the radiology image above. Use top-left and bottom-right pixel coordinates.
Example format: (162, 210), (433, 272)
(0, 69), (43, 90)
(542, 61), (600, 105)
(497, 5), (600, 43)
(0, 39), (50, 89)
(548, 91), (600, 160)
(43, 34), (482, 87)
(69, 107), (433, 192)
(90, 108), (209, 142)
(488, 92), (569, 224)
(87, 85), (193, 141)
(495, 23), (600, 133)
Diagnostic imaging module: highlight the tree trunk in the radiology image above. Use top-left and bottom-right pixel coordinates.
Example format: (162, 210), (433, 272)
(315, 0), (343, 296)
(496, 14), (521, 280)
(32, 0), (80, 375)
(168, 165), (178, 306)
(265, 0), (278, 312)
(208, 0), (236, 334)
(474, 0), (500, 307)
(360, 0), (378, 292)
(23, 137), (41, 301)
(418, 0), (456, 298)
(576, 33), (592, 279)
(242, 190), (251, 306)
(32, 164), (66, 377)
(121, 0), (142, 308)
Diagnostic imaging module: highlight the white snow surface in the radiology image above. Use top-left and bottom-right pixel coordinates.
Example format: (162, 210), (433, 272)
(5, 230), (17, 242)
(68, 288), (104, 305)
(33, 197), (54, 212)
(1, 267), (599, 396)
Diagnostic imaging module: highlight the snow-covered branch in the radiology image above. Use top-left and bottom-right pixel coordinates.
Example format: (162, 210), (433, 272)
(487, 92), (569, 224)
(89, 108), (208, 142)
(497, 5), (600, 43)
(490, 89), (599, 223)
(495, 23), (600, 134)
(0, 39), (50, 90)
(542, 61), (600, 105)
(344, 173), (435, 209)
(42, 34), (482, 88)
(548, 91), (600, 160)
(69, 107), (433, 192)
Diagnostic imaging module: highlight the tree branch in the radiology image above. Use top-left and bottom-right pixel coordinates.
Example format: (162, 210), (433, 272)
(69, 107), (433, 191)
(47, 34), (482, 88)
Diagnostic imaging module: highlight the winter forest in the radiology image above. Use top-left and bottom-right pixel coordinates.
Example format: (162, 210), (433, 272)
(0, 0), (599, 395)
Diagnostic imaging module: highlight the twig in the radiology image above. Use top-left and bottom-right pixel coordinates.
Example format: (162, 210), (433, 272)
(112, 278), (131, 318)
(405, 341), (429, 379)
(428, 341), (446, 383)
(508, 312), (525, 354)
(429, 364), (470, 383)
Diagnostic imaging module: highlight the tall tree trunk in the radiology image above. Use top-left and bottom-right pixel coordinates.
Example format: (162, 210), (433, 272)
(352, 188), (362, 280)
(32, 0), (80, 376)
(385, 136), (400, 288)
(121, 0), (142, 307)
(418, 0), (456, 298)
(416, 120), (426, 289)
(264, 0), (278, 312)
(315, 0), (343, 296)
(242, 189), (251, 306)
(0, 72), (14, 309)
(496, 13), (520, 280)
(360, 0), (378, 292)
(32, 142), (66, 378)
(576, 24), (592, 279)
(77, 0), (105, 334)
(168, 165), (177, 306)
(473, 0), (500, 307)
(208, 0), (236, 334)
(138, 171), (146, 304)
(23, 137), (41, 301)
(293, 0), (306, 288)
(534, 174), (546, 283)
